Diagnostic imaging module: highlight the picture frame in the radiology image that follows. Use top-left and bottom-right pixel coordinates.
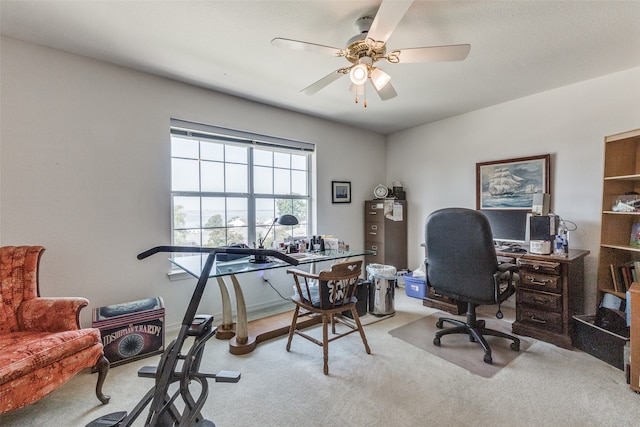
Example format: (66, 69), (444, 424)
(332, 181), (351, 204)
(476, 154), (550, 210)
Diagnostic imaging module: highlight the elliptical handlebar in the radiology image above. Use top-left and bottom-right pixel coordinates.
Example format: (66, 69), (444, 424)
(137, 245), (299, 266)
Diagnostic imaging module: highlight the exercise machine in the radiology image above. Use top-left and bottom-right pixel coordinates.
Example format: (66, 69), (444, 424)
(87, 246), (298, 427)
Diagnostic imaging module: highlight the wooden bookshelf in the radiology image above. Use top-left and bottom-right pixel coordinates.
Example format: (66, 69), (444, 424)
(631, 282), (640, 392)
(597, 129), (640, 304)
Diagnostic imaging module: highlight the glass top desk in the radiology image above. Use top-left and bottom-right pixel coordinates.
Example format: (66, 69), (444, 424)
(170, 249), (373, 355)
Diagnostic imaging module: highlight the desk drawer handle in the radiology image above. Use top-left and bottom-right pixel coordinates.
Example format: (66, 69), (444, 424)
(525, 276), (552, 286)
(529, 315), (548, 324)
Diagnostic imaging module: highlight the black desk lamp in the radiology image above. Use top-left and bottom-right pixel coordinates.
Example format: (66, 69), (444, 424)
(252, 214), (299, 263)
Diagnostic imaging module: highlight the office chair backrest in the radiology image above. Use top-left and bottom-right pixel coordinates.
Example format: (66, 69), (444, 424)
(425, 208), (499, 304)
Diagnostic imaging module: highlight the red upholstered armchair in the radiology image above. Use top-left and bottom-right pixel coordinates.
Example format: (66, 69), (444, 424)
(0, 246), (109, 413)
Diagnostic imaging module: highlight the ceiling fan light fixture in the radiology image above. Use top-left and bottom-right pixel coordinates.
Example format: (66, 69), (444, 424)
(349, 63), (369, 85)
(370, 68), (391, 91)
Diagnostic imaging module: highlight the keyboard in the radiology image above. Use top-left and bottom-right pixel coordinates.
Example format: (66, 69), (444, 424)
(497, 246), (527, 254)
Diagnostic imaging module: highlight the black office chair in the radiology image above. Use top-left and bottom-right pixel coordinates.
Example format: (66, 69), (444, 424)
(424, 208), (520, 364)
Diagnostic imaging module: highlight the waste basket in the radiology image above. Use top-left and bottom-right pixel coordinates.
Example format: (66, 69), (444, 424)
(343, 279), (369, 319)
(366, 264), (396, 316)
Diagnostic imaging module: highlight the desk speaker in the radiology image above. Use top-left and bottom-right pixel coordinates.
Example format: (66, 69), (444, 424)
(532, 193), (550, 216)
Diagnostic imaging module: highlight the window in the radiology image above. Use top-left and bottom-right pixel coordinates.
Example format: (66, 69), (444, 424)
(170, 119), (313, 252)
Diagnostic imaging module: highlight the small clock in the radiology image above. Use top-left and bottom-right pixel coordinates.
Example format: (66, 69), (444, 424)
(374, 184), (388, 199)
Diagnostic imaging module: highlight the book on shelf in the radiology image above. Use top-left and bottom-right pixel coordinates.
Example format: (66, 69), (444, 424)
(609, 264), (622, 292)
(608, 260), (640, 294)
(631, 222), (640, 247)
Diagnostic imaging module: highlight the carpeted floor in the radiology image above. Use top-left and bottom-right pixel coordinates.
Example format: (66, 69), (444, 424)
(1, 291), (638, 426)
(389, 313), (533, 378)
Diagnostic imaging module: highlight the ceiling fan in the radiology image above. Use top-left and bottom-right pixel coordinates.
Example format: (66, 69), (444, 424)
(271, 0), (470, 107)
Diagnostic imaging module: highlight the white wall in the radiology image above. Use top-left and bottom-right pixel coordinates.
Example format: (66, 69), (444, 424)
(387, 67), (640, 311)
(0, 37), (387, 328)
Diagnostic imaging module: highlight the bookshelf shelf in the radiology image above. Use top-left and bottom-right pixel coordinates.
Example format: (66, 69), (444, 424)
(603, 211), (640, 216)
(604, 174), (640, 181)
(600, 243), (640, 252)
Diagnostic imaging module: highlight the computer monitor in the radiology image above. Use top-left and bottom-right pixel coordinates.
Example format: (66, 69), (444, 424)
(477, 209), (530, 247)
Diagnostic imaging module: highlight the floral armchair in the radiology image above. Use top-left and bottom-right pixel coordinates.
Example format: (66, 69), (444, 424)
(0, 246), (109, 413)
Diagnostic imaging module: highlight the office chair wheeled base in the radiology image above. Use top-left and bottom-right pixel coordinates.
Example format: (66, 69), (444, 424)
(433, 306), (520, 365)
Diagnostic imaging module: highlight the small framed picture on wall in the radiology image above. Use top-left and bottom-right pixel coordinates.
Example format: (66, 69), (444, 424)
(332, 181), (351, 204)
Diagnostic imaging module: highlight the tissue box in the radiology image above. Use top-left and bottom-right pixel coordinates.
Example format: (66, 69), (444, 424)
(405, 273), (426, 299)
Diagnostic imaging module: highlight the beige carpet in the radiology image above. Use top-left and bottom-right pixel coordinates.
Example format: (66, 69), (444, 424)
(389, 313), (533, 378)
(1, 292), (638, 427)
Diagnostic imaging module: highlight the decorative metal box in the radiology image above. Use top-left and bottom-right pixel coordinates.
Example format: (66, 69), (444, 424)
(92, 297), (165, 367)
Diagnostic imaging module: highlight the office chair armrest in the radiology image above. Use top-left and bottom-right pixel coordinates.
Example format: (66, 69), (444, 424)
(494, 263), (518, 303)
(497, 263), (518, 274)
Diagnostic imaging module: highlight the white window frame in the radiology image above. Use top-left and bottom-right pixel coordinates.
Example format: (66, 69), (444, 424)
(170, 119), (314, 252)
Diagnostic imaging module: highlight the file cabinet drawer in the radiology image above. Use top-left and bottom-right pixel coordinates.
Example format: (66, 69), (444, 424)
(365, 223), (384, 242)
(364, 241), (383, 265)
(365, 201), (385, 222)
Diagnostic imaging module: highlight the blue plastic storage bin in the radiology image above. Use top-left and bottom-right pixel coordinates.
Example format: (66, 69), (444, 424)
(405, 273), (426, 299)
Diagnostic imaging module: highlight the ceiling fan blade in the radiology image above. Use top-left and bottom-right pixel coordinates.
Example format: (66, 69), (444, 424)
(374, 80), (398, 101)
(367, 0), (414, 43)
(271, 37), (341, 56)
(301, 70), (345, 95)
(393, 44), (471, 63)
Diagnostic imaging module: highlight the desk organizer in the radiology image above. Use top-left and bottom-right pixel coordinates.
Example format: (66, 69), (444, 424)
(92, 297), (165, 368)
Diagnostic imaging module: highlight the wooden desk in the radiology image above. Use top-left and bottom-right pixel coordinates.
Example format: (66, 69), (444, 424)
(509, 249), (590, 349)
(423, 248), (590, 349)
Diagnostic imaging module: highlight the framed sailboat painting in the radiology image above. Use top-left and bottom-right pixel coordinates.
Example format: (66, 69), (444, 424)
(476, 154), (550, 210)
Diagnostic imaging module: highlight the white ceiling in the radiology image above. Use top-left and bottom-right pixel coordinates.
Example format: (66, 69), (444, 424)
(2, 0), (640, 135)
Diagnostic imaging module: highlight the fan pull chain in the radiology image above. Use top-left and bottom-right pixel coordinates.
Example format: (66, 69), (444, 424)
(354, 85), (367, 107)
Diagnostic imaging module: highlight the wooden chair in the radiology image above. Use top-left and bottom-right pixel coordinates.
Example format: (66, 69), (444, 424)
(286, 259), (370, 375)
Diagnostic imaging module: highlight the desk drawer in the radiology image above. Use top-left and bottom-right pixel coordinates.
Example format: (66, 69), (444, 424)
(517, 259), (561, 275)
(517, 306), (563, 333)
(518, 289), (562, 313)
(519, 270), (562, 293)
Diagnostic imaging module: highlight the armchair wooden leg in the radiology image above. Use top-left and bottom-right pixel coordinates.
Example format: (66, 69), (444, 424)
(95, 354), (111, 404)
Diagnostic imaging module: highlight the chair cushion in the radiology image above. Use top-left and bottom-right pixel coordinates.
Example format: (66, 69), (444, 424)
(0, 328), (101, 384)
(293, 282), (321, 306)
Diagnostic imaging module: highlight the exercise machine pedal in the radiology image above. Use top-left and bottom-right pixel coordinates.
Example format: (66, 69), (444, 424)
(85, 411), (127, 427)
(214, 370), (241, 383)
